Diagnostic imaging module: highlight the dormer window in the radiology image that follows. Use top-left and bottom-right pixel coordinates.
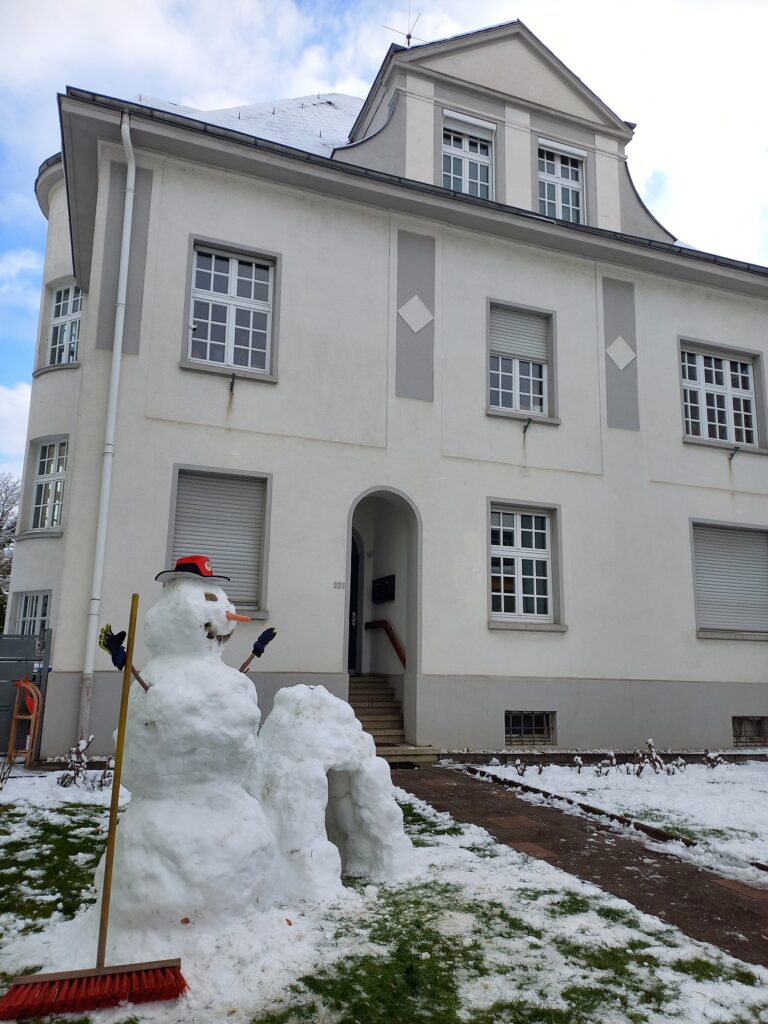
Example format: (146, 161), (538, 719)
(538, 141), (584, 223)
(442, 114), (495, 200)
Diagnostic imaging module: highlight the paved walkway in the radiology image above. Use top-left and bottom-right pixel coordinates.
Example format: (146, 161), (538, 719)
(392, 765), (768, 968)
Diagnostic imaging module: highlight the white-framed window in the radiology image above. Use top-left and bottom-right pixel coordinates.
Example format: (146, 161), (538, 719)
(538, 146), (583, 223)
(490, 507), (552, 622)
(48, 285), (82, 365)
(31, 440), (68, 530)
(505, 710), (556, 746)
(442, 128), (492, 199)
(488, 305), (550, 416)
(681, 349), (757, 446)
(171, 468), (269, 610)
(8, 591), (51, 635)
(692, 523), (768, 635)
(189, 248), (274, 373)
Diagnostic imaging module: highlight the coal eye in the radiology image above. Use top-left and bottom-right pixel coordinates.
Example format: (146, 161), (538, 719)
(204, 592), (218, 602)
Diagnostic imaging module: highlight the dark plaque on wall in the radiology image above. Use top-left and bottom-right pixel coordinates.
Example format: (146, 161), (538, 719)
(371, 574), (396, 604)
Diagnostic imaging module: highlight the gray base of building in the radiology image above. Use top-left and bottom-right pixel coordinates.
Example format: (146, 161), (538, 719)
(38, 670), (764, 758)
(411, 675), (767, 751)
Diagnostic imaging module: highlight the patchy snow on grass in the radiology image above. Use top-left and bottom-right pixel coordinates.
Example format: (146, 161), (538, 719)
(1, 775), (767, 1023)
(474, 759), (768, 884)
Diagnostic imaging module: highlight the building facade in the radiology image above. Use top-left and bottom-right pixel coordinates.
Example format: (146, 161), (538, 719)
(7, 22), (768, 756)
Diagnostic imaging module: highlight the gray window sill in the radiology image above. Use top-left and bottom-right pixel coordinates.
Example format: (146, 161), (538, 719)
(682, 436), (768, 456)
(15, 530), (64, 541)
(33, 362), (81, 378)
(487, 409), (561, 426)
(235, 608), (269, 620)
(180, 360), (277, 385)
(489, 620), (568, 633)
(697, 628), (768, 642)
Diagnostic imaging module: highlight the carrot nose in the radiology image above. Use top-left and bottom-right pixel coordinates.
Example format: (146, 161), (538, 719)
(225, 610), (251, 622)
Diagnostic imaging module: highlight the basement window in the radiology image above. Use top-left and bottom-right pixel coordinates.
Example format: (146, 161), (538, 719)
(732, 716), (768, 747)
(505, 710), (556, 746)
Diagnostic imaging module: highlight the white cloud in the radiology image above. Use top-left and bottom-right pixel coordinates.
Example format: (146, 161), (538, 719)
(1, 0), (768, 265)
(0, 383), (32, 478)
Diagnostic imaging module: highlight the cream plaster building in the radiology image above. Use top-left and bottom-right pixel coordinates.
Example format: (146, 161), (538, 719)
(7, 22), (768, 756)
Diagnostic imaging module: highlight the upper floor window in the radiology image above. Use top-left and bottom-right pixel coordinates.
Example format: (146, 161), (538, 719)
(488, 305), (552, 418)
(538, 145), (583, 223)
(48, 285), (82, 365)
(31, 440), (68, 530)
(443, 129), (492, 200)
(681, 348), (757, 446)
(189, 248), (274, 374)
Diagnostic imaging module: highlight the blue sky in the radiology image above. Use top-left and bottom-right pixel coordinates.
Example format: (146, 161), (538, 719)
(2, 0), (767, 474)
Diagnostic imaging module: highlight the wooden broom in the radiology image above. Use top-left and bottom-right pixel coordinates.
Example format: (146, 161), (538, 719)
(0, 594), (187, 1019)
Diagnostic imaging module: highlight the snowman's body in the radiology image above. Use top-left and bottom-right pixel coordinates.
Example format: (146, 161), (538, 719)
(99, 578), (278, 935)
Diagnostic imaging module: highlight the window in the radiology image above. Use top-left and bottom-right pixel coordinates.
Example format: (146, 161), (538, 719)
(681, 348), (758, 446)
(31, 440), (68, 530)
(692, 523), (768, 635)
(442, 128), (492, 199)
(538, 146), (583, 223)
(8, 591), (51, 636)
(490, 507), (552, 622)
(732, 716), (768, 747)
(48, 285), (82, 365)
(505, 711), (556, 746)
(488, 305), (550, 416)
(189, 248), (274, 373)
(171, 469), (269, 609)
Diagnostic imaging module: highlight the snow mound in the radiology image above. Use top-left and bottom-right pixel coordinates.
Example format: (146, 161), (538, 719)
(251, 684), (414, 899)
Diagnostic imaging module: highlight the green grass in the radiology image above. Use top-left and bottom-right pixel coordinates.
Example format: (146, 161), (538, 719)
(0, 802), (108, 936)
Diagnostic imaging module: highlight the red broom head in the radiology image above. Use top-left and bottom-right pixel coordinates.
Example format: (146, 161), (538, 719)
(0, 963), (187, 1020)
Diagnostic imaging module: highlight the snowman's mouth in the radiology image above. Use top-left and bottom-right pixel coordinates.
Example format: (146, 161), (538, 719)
(204, 623), (233, 644)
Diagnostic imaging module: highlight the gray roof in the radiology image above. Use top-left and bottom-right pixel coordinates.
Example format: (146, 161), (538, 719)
(135, 92), (363, 156)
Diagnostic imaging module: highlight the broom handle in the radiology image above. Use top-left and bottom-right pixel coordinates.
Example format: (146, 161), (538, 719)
(96, 592), (139, 970)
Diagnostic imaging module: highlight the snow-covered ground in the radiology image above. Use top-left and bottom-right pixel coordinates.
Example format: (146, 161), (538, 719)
(1, 770), (767, 1023)
(471, 759), (768, 885)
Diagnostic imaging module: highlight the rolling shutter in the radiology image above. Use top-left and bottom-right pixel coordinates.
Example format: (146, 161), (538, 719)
(172, 471), (266, 607)
(693, 524), (768, 631)
(489, 306), (549, 361)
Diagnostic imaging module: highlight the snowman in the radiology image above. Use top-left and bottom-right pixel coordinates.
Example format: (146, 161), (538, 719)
(94, 555), (279, 942)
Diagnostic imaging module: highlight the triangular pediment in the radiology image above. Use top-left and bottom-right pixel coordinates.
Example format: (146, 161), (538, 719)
(397, 22), (629, 135)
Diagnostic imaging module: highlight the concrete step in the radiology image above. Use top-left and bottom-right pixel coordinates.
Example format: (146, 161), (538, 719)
(358, 719), (404, 730)
(350, 700), (402, 711)
(350, 674), (390, 683)
(349, 684), (394, 694)
(355, 708), (402, 719)
(376, 745), (439, 765)
(374, 730), (406, 742)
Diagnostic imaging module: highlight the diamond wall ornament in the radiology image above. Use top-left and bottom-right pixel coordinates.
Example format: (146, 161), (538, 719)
(606, 334), (636, 371)
(398, 294), (434, 334)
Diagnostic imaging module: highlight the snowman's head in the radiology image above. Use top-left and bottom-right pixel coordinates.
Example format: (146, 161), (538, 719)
(144, 577), (249, 657)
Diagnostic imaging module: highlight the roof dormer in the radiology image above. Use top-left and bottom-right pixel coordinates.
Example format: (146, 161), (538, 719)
(333, 21), (673, 242)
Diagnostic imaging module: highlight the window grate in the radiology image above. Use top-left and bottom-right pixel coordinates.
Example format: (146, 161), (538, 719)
(732, 716), (768, 747)
(505, 710), (555, 746)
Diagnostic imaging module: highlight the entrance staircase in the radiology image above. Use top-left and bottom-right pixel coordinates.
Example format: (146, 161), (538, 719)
(347, 674), (438, 765)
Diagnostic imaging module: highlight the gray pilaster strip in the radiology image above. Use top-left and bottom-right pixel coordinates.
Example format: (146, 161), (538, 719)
(603, 277), (639, 430)
(396, 230), (435, 401)
(96, 162), (152, 354)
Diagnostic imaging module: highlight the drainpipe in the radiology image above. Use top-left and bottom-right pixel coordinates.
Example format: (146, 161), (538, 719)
(78, 112), (136, 741)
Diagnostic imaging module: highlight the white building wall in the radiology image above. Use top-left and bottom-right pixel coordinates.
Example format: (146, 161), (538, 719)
(11, 143), (768, 756)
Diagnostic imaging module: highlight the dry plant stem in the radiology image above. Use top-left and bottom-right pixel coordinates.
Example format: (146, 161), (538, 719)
(239, 652), (256, 674)
(131, 665), (150, 692)
(97, 592), (139, 969)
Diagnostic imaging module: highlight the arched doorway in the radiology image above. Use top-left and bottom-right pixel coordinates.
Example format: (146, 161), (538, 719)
(346, 488), (421, 682)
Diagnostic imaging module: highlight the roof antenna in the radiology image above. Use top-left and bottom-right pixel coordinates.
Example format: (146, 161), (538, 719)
(383, 2), (425, 47)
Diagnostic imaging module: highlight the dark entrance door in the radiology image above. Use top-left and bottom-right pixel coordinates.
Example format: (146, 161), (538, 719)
(347, 535), (360, 673)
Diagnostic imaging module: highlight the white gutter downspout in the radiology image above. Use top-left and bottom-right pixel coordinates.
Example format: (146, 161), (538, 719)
(78, 112), (136, 740)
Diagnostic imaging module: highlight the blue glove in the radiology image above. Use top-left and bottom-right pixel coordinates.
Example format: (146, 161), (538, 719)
(99, 624), (126, 669)
(253, 627), (277, 658)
